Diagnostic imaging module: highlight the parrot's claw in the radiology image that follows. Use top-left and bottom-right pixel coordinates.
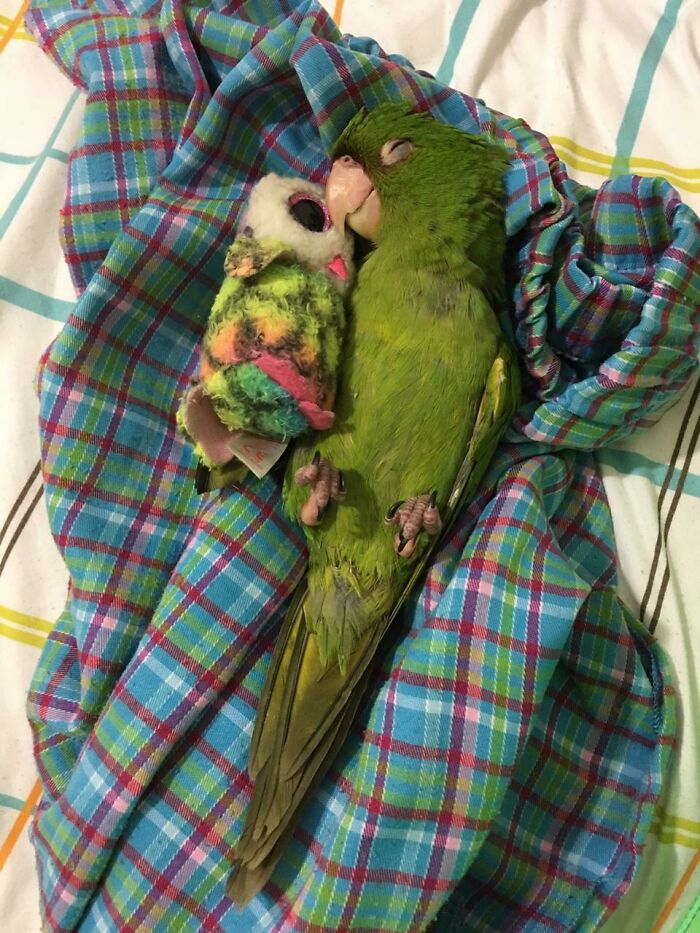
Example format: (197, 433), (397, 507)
(385, 500), (404, 521)
(294, 452), (346, 526)
(385, 491), (442, 558)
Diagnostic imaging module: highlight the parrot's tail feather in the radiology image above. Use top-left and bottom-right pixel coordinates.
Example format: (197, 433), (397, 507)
(226, 680), (366, 906)
(307, 565), (393, 672)
(227, 574), (392, 908)
(246, 583), (308, 782)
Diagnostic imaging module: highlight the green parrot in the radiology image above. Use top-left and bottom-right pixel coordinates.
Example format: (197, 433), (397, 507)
(227, 103), (521, 906)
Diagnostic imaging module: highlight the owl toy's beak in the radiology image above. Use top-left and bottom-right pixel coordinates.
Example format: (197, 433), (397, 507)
(326, 254), (348, 281)
(326, 155), (381, 241)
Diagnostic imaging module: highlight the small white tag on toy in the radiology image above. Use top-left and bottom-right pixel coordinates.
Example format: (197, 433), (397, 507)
(228, 432), (288, 479)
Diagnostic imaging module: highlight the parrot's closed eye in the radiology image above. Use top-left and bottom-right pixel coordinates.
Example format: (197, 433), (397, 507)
(288, 195), (330, 233)
(380, 138), (414, 166)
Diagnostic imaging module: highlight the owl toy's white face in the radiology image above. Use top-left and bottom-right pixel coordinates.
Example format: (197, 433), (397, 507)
(238, 174), (355, 292)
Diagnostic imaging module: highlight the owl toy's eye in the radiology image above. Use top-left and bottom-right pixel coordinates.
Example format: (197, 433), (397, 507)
(288, 194), (330, 233)
(380, 138), (414, 166)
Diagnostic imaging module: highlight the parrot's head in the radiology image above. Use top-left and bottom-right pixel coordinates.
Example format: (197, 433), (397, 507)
(326, 103), (511, 281)
(231, 174), (355, 293)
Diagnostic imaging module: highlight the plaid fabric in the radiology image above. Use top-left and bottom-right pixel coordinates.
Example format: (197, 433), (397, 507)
(23, 0), (700, 930)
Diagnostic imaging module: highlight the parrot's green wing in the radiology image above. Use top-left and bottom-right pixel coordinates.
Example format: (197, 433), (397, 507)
(388, 334), (521, 625)
(448, 337), (520, 524)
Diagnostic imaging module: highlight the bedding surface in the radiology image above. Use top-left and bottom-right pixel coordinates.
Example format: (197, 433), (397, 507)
(0, 2), (698, 932)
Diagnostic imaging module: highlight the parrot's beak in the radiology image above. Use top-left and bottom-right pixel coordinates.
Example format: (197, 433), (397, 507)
(326, 156), (381, 241)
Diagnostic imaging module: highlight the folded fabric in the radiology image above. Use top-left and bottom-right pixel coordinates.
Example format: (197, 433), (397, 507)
(24, 1), (699, 931)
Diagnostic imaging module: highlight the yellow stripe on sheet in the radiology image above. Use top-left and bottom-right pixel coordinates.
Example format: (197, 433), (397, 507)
(651, 826), (700, 850)
(332, 0), (344, 26)
(650, 809), (700, 850)
(655, 811), (700, 835)
(0, 0), (31, 52)
(0, 622), (46, 649)
(0, 14), (32, 41)
(0, 603), (52, 648)
(549, 135), (700, 193)
(0, 779), (41, 871)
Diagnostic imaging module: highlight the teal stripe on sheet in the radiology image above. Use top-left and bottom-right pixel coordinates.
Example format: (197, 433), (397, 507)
(0, 148), (69, 165)
(0, 89), (80, 240)
(613, 0), (683, 175)
(0, 276), (74, 322)
(597, 448), (700, 499)
(0, 792), (25, 812)
(435, 0), (482, 85)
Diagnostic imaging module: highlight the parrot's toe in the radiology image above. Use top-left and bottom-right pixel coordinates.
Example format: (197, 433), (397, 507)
(385, 491), (441, 557)
(295, 453), (345, 526)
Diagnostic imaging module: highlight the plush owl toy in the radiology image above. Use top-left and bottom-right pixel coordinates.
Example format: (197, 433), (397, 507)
(177, 174), (355, 482)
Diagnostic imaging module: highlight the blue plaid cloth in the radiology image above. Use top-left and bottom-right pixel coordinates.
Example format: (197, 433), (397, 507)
(24, 1), (699, 929)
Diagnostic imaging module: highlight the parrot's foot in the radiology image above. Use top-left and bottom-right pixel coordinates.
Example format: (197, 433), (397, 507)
(294, 450), (345, 526)
(384, 491), (442, 558)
